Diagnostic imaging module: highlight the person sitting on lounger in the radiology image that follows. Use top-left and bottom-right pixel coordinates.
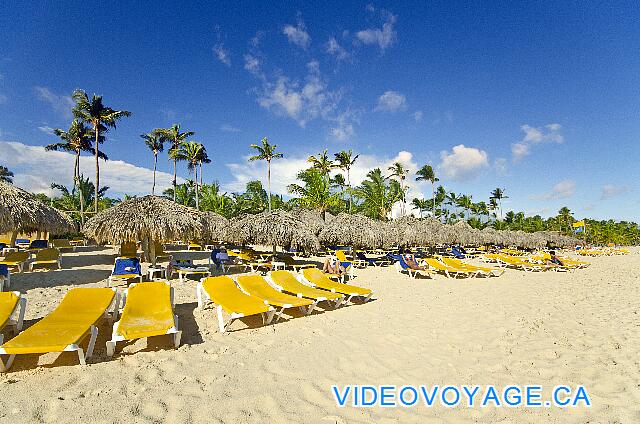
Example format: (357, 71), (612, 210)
(322, 257), (345, 275)
(547, 251), (564, 266)
(403, 252), (427, 270)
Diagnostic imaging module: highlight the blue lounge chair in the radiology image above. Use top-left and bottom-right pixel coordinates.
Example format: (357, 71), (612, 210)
(394, 255), (433, 279)
(451, 246), (465, 259)
(108, 257), (142, 287)
(28, 240), (49, 251)
(0, 265), (9, 290)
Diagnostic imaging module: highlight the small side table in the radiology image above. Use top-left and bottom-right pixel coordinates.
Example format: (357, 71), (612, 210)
(271, 261), (286, 271)
(147, 267), (168, 281)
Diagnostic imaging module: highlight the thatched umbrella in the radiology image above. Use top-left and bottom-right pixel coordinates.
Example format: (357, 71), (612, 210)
(83, 195), (204, 266)
(289, 208), (328, 236)
(200, 211), (228, 242)
(227, 210), (320, 253)
(318, 213), (384, 249)
(0, 180), (74, 243)
(481, 227), (504, 246)
(448, 220), (477, 246)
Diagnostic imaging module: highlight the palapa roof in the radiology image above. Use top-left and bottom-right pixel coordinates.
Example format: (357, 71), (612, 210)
(0, 180), (74, 234)
(83, 195), (204, 243)
(227, 210), (320, 252)
(200, 211), (228, 241)
(318, 213), (384, 249)
(289, 208), (328, 235)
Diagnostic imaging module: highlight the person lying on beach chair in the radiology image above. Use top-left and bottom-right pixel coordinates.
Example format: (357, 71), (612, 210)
(322, 257), (346, 281)
(545, 251), (564, 266)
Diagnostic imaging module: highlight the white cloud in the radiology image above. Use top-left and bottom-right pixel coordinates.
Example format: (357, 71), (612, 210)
(413, 111), (423, 122)
(438, 144), (489, 182)
(220, 124), (241, 133)
(37, 126), (55, 135)
(531, 179), (575, 201)
(0, 141), (182, 197)
(283, 21), (310, 49)
(34, 86), (74, 119)
(326, 37), (349, 60)
(355, 11), (397, 52)
(601, 184), (630, 200)
(494, 157), (508, 175)
(375, 90), (406, 112)
(329, 109), (359, 141)
(512, 123), (564, 162)
(213, 43), (231, 66)
(243, 54), (262, 77)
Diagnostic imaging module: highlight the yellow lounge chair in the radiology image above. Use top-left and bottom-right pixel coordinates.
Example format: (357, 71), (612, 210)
(29, 248), (61, 271)
(441, 257), (504, 277)
(0, 251), (29, 273)
(496, 254), (555, 272)
(106, 281), (181, 357)
(51, 239), (75, 252)
(0, 287), (118, 371)
(301, 268), (373, 303)
(334, 250), (354, 279)
(0, 292), (26, 344)
(188, 241), (203, 251)
(236, 275), (315, 321)
(197, 276), (275, 333)
(424, 258), (475, 278)
(279, 254), (316, 271)
(268, 270), (344, 309)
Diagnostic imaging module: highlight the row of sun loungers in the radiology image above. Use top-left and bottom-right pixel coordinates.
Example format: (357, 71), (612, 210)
(0, 269), (373, 371)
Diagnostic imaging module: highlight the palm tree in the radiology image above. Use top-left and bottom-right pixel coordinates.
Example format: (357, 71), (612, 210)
(354, 168), (402, 220)
(415, 164), (438, 218)
(140, 132), (164, 195)
(72, 90), (131, 213)
(488, 197), (498, 220)
(557, 207), (574, 235)
(153, 124), (195, 202)
(490, 188), (508, 220)
(46, 119), (106, 224)
(163, 181), (195, 207)
(288, 168), (342, 219)
(476, 201), (489, 223)
(0, 166), (14, 183)
(411, 198), (429, 218)
(457, 194), (472, 220)
(197, 146), (211, 187)
(248, 137), (283, 212)
(172, 141), (204, 209)
(308, 149), (335, 179)
(334, 150), (359, 213)
(446, 191), (458, 218)
(388, 162), (409, 217)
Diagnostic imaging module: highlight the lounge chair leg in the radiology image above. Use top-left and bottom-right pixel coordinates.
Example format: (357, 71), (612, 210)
(173, 331), (182, 348)
(0, 354), (15, 372)
(77, 348), (86, 365)
(364, 293), (373, 302)
(216, 306), (226, 333)
(334, 297), (345, 308)
(15, 297), (26, 332)
(106, 341), (116, 357)
(86, 326), (98, 359)
(196, 283), (204, 308)
(265, 310), (276, 324)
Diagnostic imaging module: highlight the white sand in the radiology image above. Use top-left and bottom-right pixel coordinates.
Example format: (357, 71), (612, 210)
(0, 247), (638, 423)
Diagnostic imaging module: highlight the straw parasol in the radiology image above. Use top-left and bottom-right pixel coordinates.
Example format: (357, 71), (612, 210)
(318, 213), (384, 249)
(289, 208), (328, 235)
(227, 210), (320, 253)
(200, 211), (228, 242)
(481, 227), (504, 246)
(83, 195), (204, 266)
(0, 180), (74, 241)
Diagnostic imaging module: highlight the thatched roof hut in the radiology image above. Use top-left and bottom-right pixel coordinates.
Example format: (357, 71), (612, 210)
(289, 208), (328, 235)
(200, 211), (228, 242)
(83, 195), (204, 265)
(0, 180), (74, 237)
(481, 227), (504, 245)
(227, 210), (320, 253)
(318, 213), (384, 249)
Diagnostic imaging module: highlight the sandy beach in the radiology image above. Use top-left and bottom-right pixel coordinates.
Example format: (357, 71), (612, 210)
(0, 247), (637, 423)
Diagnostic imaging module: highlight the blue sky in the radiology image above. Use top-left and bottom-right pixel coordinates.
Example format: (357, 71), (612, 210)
(0, 1), (639, 220)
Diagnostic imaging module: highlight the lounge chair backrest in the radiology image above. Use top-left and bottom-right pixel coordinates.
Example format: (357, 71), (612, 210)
(302, 267), (330, 284)
(118, 282), (174, 339)
(0, 264), (8, 277)
(35, 248), (60, 261)
(236, 275), (282, 298)
(397, 256), (410, 270)
(51, 239), (72, 249)
(29, 240), (48, 250)
(2, 251), (29, 263)
(201, 276), (270, 312)
(0, 292), (20, 329)
(356, 251), (368, 261)
(113, 257), (141, 276)
(335, 250), (349, 262)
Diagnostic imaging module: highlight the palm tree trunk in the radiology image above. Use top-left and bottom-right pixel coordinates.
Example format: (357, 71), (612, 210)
(267, 160), (272, 212)
(75, 152), (85, 225)
(194, 166), (199, 209)
(173, 157), (177, 202)
(431, 181), (435, 218)
(199, 161), (203, 187)
(152, 153), (158, 195)
(94, 124), (100, 213)
(347, 169), (352, 213)
(499, 200), (503, 220)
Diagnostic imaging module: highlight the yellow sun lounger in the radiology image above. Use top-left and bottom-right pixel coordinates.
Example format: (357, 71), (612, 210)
(106, 281), (181, 357)
(268, 270), (344, 309)
(0, 287), (119, 371)
(0, 292), (26, 345)
(0, 251), (30, 273)
(424, 258), (475, 278)
(236, 274), (315, 321)
(197, 276), (275, 333)
(29, 248), (62, 271)
(301, 268), (373, 303)
(496, 255), (555, 272)
(441, 257), (505, 277)
(51, 239), (75, 252)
